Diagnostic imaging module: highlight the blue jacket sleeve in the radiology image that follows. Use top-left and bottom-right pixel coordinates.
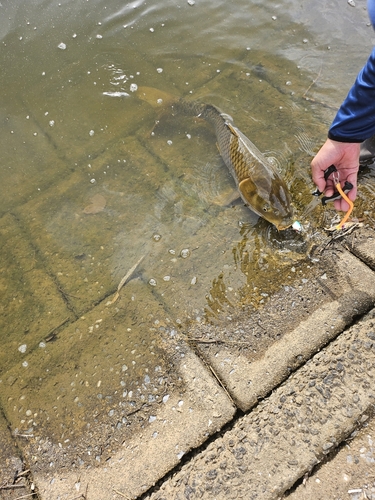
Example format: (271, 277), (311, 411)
(328, 47), (375, 142)
(328, 0), (375, 142)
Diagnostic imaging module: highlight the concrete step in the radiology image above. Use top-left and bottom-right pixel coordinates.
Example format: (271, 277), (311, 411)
(145, 303), (375, 499)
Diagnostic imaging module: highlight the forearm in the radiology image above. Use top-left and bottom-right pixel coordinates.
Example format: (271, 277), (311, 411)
(328, 46), (375, 142)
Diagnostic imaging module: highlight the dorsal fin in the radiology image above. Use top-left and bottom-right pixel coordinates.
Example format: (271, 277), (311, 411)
(226, 122), (240, 137)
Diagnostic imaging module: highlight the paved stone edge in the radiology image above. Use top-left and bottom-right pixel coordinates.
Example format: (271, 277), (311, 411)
(199, 246), (375, 411)
(144, 308), (375, 500)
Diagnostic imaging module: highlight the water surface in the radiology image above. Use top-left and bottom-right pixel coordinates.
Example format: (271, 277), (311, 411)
(1, 0), (375, 438)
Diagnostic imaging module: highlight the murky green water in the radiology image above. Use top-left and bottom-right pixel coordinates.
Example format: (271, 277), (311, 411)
(1, 0), (375, 446)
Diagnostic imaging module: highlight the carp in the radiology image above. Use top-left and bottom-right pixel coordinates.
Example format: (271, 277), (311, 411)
(138, 87), (294, 230)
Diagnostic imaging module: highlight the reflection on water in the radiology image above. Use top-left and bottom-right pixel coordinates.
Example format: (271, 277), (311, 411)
(1, 0), (375, 442)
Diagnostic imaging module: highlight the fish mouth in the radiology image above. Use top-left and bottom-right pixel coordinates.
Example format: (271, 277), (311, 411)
(276, 223), (292, 231)
(275, 218), (294, 231)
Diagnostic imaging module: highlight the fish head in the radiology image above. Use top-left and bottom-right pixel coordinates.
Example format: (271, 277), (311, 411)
(238, 177), (294, 230)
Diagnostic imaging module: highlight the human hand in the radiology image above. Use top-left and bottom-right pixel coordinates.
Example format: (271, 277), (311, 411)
(311, 138), (360, 211)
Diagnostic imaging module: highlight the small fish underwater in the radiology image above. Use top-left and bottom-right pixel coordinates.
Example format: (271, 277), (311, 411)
(137, 86), (295, 231)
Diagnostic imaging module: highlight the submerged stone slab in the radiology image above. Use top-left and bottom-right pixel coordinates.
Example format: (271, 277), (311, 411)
(0, 278), (235, 500)
(0, 110), (80, 216)
(12, 136), (172, 315)
(12, 129), (266, 322)
(146, 308), (375, 500)
(190, 241), (375, 411)
(0, 213), (72, 376)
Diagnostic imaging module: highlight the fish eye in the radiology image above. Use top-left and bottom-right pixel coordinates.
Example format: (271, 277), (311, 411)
(263, 204), (270, 212)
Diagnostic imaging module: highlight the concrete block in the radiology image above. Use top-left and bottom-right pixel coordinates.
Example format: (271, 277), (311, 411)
(145, 309), (375, 499)
(191, 244), (375, 410)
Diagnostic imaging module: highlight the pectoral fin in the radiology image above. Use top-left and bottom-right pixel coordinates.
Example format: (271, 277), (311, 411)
(217, 189), (241, 206)
(238, 177), (256, 204)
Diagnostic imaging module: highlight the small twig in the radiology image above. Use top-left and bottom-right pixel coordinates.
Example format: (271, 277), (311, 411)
(302, 66), (338, 110)
(106, 254), (146, 305)
(187, 337), (249, 345)
(208, 364), (235, 405)
(14, 494), (35, 500)
(45, 316), (70, 342)
(302, 66), (322, 99)
(0, 484), (26, 490)
(113, 489), (129, 498)
(16, 470), (30, 478)
(126, 403), (150, 417)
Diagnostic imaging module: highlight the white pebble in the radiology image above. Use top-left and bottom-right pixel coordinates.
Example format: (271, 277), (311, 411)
(129, 83), (138, 92)
(58, 42), (66, 50)
(18, 344), (27, 353)
(180, 248), (190, 258)
(156, 68), (163, 73)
